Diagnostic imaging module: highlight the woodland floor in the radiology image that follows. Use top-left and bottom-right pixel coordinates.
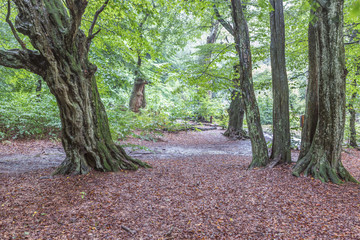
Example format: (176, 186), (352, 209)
(0, 129), (360, 239)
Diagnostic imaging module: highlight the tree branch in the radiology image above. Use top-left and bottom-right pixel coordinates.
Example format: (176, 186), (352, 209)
(66, 0), (88, 43)
(213, 4), (234, 36)
(345, 41), (360, 45)
(6, 0), (26, 50)
(88, 0), (110, 39)
(197, 44), (235, 80)
(86, 0), (110, 50)
(0, 49), (46, 76)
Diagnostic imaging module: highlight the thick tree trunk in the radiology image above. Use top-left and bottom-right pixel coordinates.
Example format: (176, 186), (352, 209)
(293, 0), (357, 183)
(348, 79), (358, 148)
(0, 0), (150, 175)
(230, 0), (269, 168)
(269, 0), (291, 165)
(224, 79), (247, 139)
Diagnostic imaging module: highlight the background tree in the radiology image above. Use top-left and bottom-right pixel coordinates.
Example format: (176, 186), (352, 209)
(231, 0), (269, 168)
(213, 3), (247, 139)
(0, 0), (149, 175)
(269, 0), (291, 165)
(292, 0), (357, 183)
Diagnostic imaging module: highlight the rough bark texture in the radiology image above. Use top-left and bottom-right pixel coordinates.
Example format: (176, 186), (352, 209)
(230, 0), (269, 168)
(293, 0), (357, 183)
(129, 54), (147, 112)
(269, 0), (291, 165)
(0, 0), (149, 175)
(348, 79), (358, 148)
(224, 78), (247, 139)
(298, 16), (320, 160)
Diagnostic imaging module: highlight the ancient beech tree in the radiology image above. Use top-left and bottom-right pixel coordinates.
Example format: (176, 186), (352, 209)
(293, 0), (357, 183)
(0, 0), (149, 175)
(230, 0), (269, 168)
(269, 0), (291, 165)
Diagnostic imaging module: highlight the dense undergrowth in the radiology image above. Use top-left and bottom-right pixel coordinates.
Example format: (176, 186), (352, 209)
(0, 87), (229, 141)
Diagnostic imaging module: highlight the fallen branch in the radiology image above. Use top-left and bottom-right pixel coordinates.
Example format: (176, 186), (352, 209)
(121, 225), (136, 235)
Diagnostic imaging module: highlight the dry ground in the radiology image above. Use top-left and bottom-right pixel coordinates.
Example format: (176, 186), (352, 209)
(1, 130), (360, 239)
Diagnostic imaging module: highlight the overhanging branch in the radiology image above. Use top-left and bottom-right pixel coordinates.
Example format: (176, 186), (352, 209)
(0, 49), (46, 76)
(6, 0), (26, 50)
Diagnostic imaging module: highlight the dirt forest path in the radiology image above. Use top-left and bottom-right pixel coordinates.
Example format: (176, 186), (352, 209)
(1, 129), (360, 239)
(0, 128), (276, 174)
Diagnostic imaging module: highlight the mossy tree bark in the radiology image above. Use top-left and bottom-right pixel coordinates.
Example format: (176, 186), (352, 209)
(230, 0), (269, 168)
(269, 0), (291, 165)
(224, 78), (247, 139)
(292, 0), (357, 183)
(348, 79), (358, 148)
(0, 0), (150, 175)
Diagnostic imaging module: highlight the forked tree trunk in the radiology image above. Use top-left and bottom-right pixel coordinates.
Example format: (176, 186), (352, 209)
(0, 0), (149, 175)
(269, 0), (291, 165)
(292, 0), (357, 183)
(224, 78), (247, 139)
(231, 0), (269, 168)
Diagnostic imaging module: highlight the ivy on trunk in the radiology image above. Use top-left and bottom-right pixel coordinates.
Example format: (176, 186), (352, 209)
(0, 0), (150, 175)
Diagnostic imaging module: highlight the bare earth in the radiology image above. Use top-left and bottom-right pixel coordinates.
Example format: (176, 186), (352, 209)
(0, 129), (360, 239)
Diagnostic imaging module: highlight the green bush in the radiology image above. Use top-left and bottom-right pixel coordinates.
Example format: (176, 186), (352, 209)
(0, 92), (61, 140)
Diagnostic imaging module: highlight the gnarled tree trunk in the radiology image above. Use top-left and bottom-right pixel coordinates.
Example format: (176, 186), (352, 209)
(269, 0), (291, 165)
(231, 0), (269, 168)
(292, 0), (357, 183)
(0, 0), (149, 175)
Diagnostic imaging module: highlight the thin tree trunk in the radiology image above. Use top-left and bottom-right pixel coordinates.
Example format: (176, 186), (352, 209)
(0, 0), (150, 175)
(298, 15), (319, 160)
(349, 79), (358, 148)
(269, 0), (291, 165)
(230, 0), (269, 168)
(293, 0), (357, 183)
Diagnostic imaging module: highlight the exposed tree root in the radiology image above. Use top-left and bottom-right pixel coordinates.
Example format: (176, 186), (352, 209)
(248, 155), (269, 169)
(53, 144), (151, 175)
(224, 128), (249, 140)
(292, 152), (358, 184)
(267, 154), (282, 169)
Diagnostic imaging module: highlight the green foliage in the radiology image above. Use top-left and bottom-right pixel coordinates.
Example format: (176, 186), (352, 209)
(0, 92), (60, 140)
(0, 0), (359, 147)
